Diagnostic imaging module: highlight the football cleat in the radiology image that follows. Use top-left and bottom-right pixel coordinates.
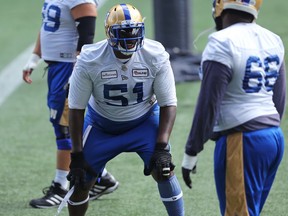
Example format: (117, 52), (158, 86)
(29, 181), (67, 208)
(105, 3), (145, 55)
(89, 172), (119, 201)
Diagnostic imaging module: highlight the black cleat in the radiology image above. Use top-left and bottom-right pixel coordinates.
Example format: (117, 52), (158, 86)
(89, 172), (119, 201)
(29, 181), (67, 208)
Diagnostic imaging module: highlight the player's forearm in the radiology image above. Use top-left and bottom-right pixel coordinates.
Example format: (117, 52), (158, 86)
(185, 61), (230, 155)
(69, 108), (85, 153)
(273, 62), (286, 119)
(156, 106), (176, 147)
(33, 32), (41, 57)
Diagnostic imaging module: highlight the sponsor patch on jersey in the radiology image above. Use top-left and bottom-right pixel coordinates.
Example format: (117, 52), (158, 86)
(132, 69), (149, 77)
(101, 70), (118, 79)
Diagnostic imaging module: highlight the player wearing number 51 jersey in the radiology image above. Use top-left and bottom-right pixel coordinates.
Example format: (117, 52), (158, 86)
(69, 38), (177, 127)
(67, 4), (184, 216)
(182, 1), (286, 216)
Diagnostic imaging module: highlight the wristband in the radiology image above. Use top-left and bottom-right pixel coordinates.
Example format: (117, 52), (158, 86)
(182, 153), (197, 170)
(23, 53), (41, 71)
(70, 151), (84, 161)
(155, 142), (169, 151)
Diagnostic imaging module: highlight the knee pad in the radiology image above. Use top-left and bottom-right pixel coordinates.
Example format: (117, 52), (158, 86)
(54, 124), (70, 139)
(54, 125), (72, 150)
(56, 138), (72, 150)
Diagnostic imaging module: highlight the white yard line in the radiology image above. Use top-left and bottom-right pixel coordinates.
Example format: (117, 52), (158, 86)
(0, 45), (36, 106)
(0, 0), (107, 107)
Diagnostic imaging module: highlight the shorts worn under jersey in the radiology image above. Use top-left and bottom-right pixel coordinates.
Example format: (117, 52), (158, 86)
(214, 127), (284, 216)
(47, 62), (73, 126)
(68, 38), (177, 178)
(82, 103), (160, 179)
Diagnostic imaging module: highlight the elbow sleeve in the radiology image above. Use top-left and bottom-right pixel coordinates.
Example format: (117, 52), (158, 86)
(76, 16), (96, 52)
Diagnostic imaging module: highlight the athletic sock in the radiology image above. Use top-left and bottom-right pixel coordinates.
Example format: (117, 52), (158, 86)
(157, 175), (185, 216)
(101, 168), (108, 177)
(54, 169), (69, 189)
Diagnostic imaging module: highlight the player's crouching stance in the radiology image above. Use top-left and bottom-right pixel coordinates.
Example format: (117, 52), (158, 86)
(66, 3), (184, 216)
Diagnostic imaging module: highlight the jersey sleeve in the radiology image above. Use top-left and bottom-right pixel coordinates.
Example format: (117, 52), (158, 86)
(153, 55), (177, 107)
(185, 61), (232, 155)
(273, 61), (286, 119)
(68, 58), (93, 109)
(69, 0), (97, 9)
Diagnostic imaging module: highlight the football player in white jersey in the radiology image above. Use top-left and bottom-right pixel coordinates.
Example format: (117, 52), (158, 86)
(181, 0), (286, 215)
(67, 3), (184, 216)
(22, 0), (118, 209)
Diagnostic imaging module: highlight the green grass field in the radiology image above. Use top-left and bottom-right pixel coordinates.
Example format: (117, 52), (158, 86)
(0, 1), (287, 216)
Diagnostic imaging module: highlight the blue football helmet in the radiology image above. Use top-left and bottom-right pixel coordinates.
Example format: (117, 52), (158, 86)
(105, 4), (145, 55)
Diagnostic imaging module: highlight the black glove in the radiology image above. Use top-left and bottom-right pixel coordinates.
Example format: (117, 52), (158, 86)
(144, 144), (175, 177)
(181, 153), (197, 189)
(182, 166), (197, 189)
(67, 152), (97, 190)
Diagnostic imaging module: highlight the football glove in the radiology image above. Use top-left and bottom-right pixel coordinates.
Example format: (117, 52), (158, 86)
(144, 146), (175, 178)
(181, 153), (197, 189)
(67, 151), (97, 190)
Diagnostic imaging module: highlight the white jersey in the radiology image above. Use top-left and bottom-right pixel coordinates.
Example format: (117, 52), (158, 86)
(40, 0), (97, 62)
(69, 39), (177, 122)
(201, 23), (285, 132)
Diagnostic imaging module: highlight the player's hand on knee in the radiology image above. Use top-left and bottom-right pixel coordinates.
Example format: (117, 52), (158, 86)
(155, 149), (175, 177)
(181, 153), (197, 189)
(67, 151), (96, 190)
(144, 143), (175, 178)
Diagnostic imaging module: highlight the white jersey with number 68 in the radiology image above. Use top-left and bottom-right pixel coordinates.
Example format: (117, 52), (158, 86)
(201, 23), (285, 132)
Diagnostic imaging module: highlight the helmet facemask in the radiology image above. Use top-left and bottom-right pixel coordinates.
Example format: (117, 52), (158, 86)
(108, 22), (145, 55)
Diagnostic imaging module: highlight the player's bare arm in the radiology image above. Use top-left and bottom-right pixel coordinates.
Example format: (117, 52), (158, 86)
(156, 106), (177, 145)
(22, 32), (41, 84)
